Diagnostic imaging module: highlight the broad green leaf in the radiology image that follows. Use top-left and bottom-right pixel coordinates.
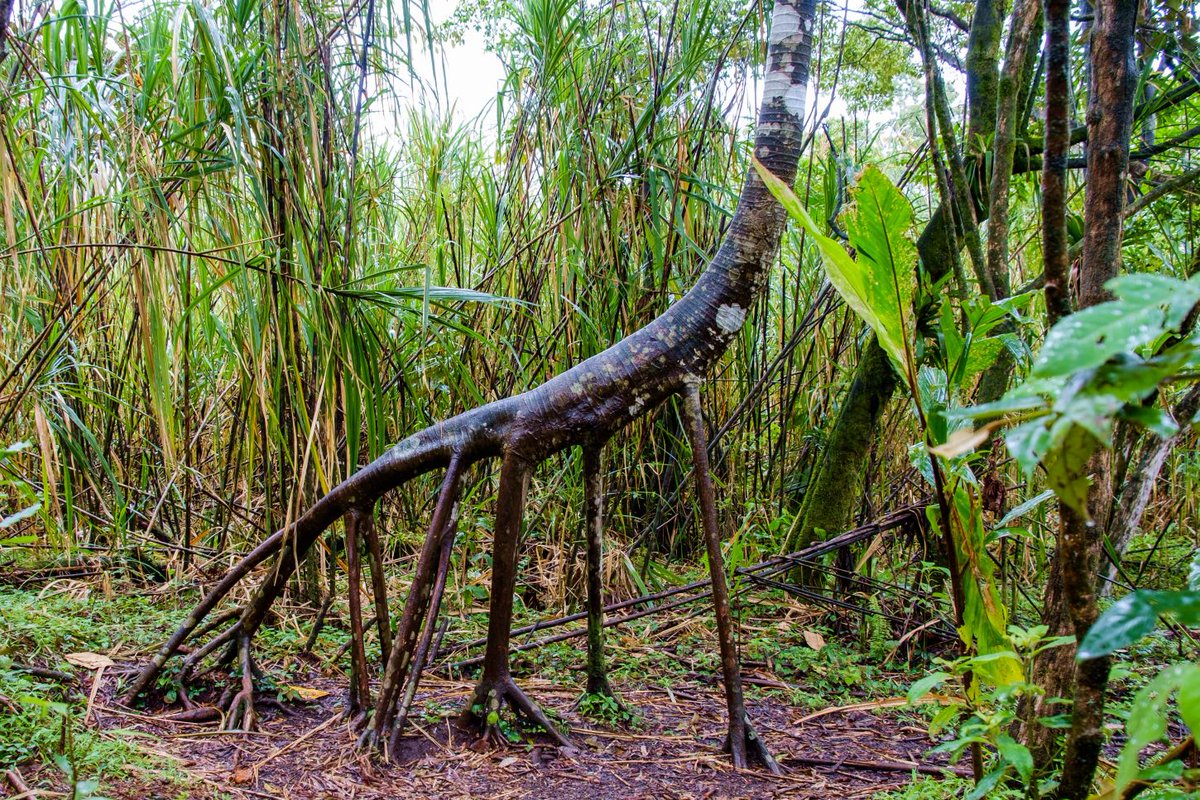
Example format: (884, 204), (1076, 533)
(966, 768), (1007, 800)
(961, 337), (1005, 384)
(841, 166), (918, 371)
(1040, 425), (1100, 518)
(1034, 273), (1200, 379)
(1120, 406), (1180, 439)
(1109, 273), (1200, 328)
(1148, 590), (1200, 626)
(928, 703), (959, 736)
(996, 489), (1056, 527)
(1078, 592), (1158, 658)
(907, 672), (951, 704)
(754, 160), (916, 376)
(927, 486), (1022, 687)
(1180, 669), (1200, 734)
(1112, 664), (1200, 798)
(995, 734), (1033, 783)
(1081, 587), (1200, 659)
(1003, 419), (1054, 476)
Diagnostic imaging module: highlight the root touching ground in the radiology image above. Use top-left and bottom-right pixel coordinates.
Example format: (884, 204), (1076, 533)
(122, 0), (817, 772)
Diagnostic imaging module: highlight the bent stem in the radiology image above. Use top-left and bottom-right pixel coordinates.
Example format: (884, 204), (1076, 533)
(461, 452), (574, 749)
(681, 383), (779, 775)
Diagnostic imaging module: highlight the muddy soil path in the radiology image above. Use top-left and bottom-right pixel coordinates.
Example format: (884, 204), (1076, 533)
(82, 672), (966, 799)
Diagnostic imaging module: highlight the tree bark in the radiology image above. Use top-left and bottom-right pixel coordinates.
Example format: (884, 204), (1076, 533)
(789, 336), (897, 577)
(966, 0), (1006, 149)
(1021, 0), (1075, 769)
(127, 0), (819, 769)
(0, 0), (12, 62)
(1042, 0), (1073, 326)
(1048, 1), (1139, 796)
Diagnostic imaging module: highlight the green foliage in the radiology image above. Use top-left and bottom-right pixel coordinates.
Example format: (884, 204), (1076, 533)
(756, 161), (917, 377)
(965, 273), (1200, 517)
(0, 589), (186, 662)
(876, 775), (1020, 800)
(907, 625), (1075, 799)
(575, 692), (640, 727)
(758, 161), (1021, 687)
(1110, 663), (1200, 799)
(825, 14), (922, 111)
(0, 655), (180, 792)
(1079, 588), (1200, 659)
(920, 487), (1021, 687)
(1071, 553), (1200, 798)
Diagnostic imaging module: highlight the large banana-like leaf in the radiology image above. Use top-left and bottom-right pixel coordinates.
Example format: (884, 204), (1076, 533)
(754, 160), (916, 377)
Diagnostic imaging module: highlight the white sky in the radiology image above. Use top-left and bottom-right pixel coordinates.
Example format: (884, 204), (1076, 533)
(371, 0), (950, 156)
(395, 0), (505, 125)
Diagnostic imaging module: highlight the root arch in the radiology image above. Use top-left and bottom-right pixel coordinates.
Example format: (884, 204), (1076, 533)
(124, 0), (817, 774)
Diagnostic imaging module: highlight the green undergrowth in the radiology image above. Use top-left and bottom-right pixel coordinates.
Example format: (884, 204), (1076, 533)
(501, 585), (921, 710)
(876, 775), (1020, 799)
(9, 572), (1187, 798)
(0, 585), (190, 795)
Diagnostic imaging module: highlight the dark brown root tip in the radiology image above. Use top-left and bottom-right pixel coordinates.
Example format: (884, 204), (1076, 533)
(224, 635), (258, 731)
(722, 716), (781, 775)
(462, 678), (575, 751)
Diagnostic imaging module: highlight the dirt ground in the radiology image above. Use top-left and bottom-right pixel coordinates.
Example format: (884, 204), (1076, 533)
(68, 670), (968, 799)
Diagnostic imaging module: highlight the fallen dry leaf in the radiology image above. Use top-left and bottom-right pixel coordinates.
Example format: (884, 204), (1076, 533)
(64, 652), (115, 670)
(803, 630), (826, 651)
(283, 685), (330, 701)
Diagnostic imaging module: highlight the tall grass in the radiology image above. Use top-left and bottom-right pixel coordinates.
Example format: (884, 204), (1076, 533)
(4, 0), (1193, 624)
(0, 0), (937, 612)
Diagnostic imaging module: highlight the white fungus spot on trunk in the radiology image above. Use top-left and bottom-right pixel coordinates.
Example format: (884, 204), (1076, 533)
(768, 2), (802, 45)
(715, 304), (746, 334)
(764, 70), (808, 119)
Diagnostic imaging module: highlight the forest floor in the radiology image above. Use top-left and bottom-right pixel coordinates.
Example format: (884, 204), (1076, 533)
(29, 671), (970, 800)
(2, 571), (977, 800)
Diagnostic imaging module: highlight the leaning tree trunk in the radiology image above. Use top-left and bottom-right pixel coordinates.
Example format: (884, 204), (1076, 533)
(125, 0), (817, 772)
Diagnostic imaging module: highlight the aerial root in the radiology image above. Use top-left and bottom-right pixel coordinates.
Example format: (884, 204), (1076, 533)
(391, 502), (459, 751)
(463, 676), (575, 750)
(680, 384), (780, 774)
(723, 714), (782, 775)
(175, 620), (242, 708)
(362, 512), (393, 657)
(345, 507), (372, 717)
(224, 633), (258, 731)
(361, 454), (465, 753)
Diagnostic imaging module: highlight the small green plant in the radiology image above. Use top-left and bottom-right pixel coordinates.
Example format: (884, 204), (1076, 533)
(575, 691), (640, 727)
(905, 624), (1075, 799)
(876, 775), (1021, 799)
(1073, 552), (1200, 799)
(0, 591), (186, 792)
(56, 722), (113, 800)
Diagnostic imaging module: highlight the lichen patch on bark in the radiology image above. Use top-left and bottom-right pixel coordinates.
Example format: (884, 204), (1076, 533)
(715, 303), (747, 334)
